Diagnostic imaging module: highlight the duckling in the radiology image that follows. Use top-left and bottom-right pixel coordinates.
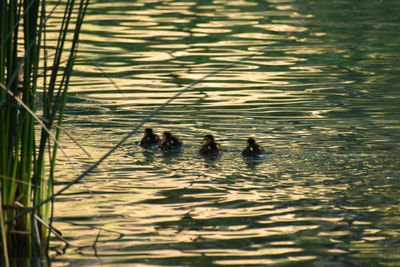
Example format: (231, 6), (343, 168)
(199, 134), (222, 155)
(140, 128), (160, 148)
(242, 137), (265, 156)
(159, 132), (183, 151)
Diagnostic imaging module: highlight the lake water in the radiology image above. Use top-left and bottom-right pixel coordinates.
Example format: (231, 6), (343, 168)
(50, 0), (400, 266)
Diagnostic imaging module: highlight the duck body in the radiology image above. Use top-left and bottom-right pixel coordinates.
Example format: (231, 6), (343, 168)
(140, 128), (160, 148)
(242, 138), (265, 157)
(199, 135), (222, 155)
(159, 132), (183, 151)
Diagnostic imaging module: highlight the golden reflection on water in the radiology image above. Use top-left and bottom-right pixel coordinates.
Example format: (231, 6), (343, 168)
(254, 24), (308, 32)
(214, 256), (317, 266)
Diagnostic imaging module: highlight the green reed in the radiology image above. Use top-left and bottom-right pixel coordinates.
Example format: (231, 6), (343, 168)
(0, 0), (89, 264)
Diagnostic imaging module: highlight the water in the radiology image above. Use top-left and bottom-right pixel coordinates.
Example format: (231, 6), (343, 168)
(50, 0), (400, 266)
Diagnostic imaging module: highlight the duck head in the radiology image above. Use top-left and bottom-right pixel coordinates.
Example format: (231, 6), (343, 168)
(203, 134), (215, 144)
(163, 131), (172, 139)
(145, 128), (154, 135)
(247, 137), (256, 145)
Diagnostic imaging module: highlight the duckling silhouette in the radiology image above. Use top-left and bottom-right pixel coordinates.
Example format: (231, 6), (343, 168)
(199, 134), (222, 155)
(242, 137), (265, 156)
(140, 128), (160, 148)
(159, 132), (183, 151)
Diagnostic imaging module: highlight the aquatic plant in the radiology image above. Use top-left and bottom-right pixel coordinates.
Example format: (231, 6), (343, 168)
(0, 0), (89, 264)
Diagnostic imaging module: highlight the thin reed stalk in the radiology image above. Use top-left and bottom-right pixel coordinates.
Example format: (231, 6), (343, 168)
(0, 0), (89, 263)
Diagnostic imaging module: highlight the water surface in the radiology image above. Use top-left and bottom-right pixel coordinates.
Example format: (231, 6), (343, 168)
(50, 0), (400, 266)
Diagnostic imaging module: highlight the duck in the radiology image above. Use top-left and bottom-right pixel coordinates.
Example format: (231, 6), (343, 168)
(140, 128), (160, 148)
(159, 131), (183, 151)
(242, 137), (265, 156)
(199, 134), (222, 155)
